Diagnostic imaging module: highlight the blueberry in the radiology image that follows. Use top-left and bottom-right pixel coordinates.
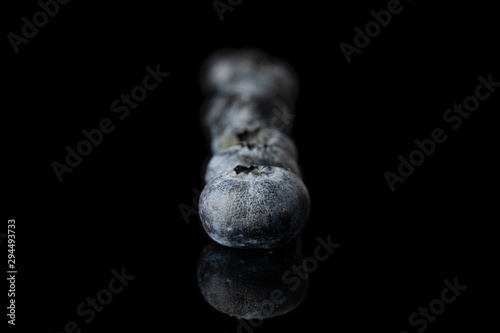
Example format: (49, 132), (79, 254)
(200, 48), (267, 96)
(200, 48), (299, 106)
(199, 166), (310, 249)
(212, 126), (298, 158)
(200, 95), (294, 145)
(197, 242), (308, 319)
(204, 144), (300, 184)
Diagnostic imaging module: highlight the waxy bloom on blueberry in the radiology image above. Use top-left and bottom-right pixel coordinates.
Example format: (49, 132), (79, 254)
(200, 48), (299, 106)
(204, 143), (300, 184)
(199, 166), (310, 249)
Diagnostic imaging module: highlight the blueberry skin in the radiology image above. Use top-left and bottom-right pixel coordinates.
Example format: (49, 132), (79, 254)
(199, 48), (299, 106)
(212, 126), (298, 159)
(199, 166), (310, 249)
(200, 94), (294, 144)
(200, 48), (267, 95)
(204, 144), (300, 184)
(197, 243), (308, 319)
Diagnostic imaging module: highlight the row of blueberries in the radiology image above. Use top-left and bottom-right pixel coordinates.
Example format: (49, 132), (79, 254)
(197, 48), (310, 249)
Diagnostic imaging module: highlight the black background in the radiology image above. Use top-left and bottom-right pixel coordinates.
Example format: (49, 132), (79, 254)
(3, 0), (498, 332)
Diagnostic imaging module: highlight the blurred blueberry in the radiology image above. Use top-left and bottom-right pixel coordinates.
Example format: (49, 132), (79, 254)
(213, 126), (298, 158)
(200, 48), (299, 106)
(204, 144), (300, 184)
(200, 94), (294, 144)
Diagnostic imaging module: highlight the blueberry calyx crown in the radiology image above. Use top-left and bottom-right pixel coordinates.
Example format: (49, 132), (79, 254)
(234, 165), (272, 175)
(238, 141), (268, 151)
(234, 165), (257, 175)
(236, 129), (255, 142)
